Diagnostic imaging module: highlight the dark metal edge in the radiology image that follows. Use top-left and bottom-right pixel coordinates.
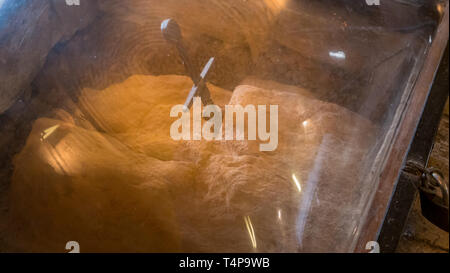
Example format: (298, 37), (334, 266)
(377, 43), (449, 253)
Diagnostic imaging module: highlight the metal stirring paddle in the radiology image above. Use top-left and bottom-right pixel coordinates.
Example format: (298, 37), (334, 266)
(161, 18), (214, 110)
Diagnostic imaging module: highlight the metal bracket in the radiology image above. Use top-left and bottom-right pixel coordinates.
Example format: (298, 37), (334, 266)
(404, 161), (449, 232)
